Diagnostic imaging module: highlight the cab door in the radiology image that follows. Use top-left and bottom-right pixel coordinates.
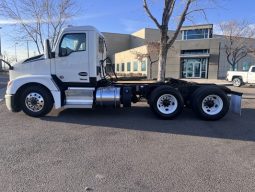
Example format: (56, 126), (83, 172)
(54, 33), (89, 83)
(248, 66), (255, 83)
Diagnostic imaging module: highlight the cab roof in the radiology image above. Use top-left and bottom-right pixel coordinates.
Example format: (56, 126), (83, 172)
(62, 26), (103, 36)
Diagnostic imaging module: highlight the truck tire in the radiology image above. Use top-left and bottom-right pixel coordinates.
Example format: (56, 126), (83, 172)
(150, 86), (184, 120)
(232, 77), (242, 87)
(20, 85), (53, 117)
(191, 86), (229, 121)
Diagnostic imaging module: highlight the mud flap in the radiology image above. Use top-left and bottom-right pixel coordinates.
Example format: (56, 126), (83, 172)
(229, 92), (243, 116)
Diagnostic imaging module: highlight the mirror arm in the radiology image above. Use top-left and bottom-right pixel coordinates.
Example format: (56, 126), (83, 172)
(0, 59), (14, 70)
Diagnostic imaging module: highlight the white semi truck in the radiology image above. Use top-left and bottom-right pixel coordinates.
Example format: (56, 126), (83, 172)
(2, 26), (242, 120)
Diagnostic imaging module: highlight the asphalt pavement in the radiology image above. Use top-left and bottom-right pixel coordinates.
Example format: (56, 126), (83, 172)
(0, 73), (8, 101)
(0, 74), (255, 191)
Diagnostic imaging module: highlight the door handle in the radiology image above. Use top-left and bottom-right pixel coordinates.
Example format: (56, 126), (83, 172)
(79, 72), (88, 76)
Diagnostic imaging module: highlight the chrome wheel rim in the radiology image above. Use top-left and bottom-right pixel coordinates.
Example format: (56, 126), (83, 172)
(25, 92), (45, 112)
(157, 94), (178, 115)
(202, 95), (223, 115)
(233, 78), (241, 86)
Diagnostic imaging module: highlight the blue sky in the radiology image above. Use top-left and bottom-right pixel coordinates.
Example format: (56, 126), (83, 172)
(1, 0), (255, 60)
(74, 0), (255, 33)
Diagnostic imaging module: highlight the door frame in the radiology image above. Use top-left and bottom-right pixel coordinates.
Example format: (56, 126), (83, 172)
(181, 58), (208, 79)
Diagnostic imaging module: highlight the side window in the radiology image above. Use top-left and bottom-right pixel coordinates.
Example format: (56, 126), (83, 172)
(59, 33), (86, 57)
(141, 60), (147, 71)
(133, 61), (138, 71)
(252, 67), (255, 72)
(116, 64), (120, 72)
(127, 62), (131, 72)
(98, 37), (104, 53)
(121, 63), (125, 72)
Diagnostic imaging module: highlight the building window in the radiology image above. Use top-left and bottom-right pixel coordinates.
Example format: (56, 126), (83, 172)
(127, 62), (131, 72)
(242, 62), (252, 71)
(116, 64), (120, 72)
(141, 60), (147, 71)
(121, 63), (125, 72)
(181, 58), (208, 79)
(133, 61), (138, 71)
(181, 49), (209, 55)
(182, 28), (212, 40)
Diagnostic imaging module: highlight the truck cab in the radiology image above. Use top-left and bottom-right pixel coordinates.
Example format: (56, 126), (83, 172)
(4, 26), (242, 121)
(9, 26), (104, 86)
(6, 26), (108, 113)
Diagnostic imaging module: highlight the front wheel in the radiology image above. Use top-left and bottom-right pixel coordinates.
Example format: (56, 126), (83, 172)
(150, 86), (184, 120)
(20, 85), (53, 117)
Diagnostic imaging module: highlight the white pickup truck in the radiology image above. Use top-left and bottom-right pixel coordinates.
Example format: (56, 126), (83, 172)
(227, 66), (255, 87)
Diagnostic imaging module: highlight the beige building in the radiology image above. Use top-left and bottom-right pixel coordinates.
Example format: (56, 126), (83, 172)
(103, 24), (255, 79)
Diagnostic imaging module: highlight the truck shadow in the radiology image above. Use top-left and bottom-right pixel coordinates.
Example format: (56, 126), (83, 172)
(41, 106), (255, 142)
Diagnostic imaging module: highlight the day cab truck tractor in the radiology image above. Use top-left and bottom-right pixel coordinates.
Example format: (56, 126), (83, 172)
(2, 26), (242, 121)
(226, 65), (255, 87)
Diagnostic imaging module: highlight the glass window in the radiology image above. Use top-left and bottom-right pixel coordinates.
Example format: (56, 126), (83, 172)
(98, 37), (104, 53)
(252, 67), (255, 72)
(242, 62), (250, 71)
(133, 61), (138, 71)
(116, 64), (119, 72)
(141, 60), (147, 71)
(127, 62), (131, 72)
(181, 58), (208, 79)
(181, 49), (209, 55)
(182, 29), (211, 40)
(60, 33), (86, 56)
(209, 28), (213, 38)
(121, 63), (125, 72)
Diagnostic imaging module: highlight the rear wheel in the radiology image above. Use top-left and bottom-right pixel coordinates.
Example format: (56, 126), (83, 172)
(150, 86), (184, 120)
(232, 77), (242, 87)
(191, 86), (229, 120)
(20, 85), (53, 117)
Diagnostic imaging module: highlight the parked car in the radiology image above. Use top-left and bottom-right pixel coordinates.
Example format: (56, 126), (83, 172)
(226, 66), (255, 87)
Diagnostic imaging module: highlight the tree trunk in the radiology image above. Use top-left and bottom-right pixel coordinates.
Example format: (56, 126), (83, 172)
(149, 61), (152, 79)
(157, 30), (168, 81)
(231, 63), (236, 71)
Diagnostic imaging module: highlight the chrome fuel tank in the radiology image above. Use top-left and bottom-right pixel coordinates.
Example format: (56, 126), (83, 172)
(96, 87), (121, 107)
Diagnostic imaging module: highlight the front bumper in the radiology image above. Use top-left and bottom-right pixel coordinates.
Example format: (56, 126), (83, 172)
(5, 94), (20, 112)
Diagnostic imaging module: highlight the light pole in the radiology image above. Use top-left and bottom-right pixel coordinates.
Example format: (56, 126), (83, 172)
(26, 40), (30, 58)
(0, 27), (2, 71)
(14, 42), (18, 62)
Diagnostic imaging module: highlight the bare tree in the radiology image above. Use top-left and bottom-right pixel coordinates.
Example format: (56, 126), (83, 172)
(220, 20), (255, 71)
(131, 42), (160, 79)
(0, 0), (77, 54)
(143, 0), (209, 81)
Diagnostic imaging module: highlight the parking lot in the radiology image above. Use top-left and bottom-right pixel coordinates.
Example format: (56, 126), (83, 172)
(0, 74), (255, 192)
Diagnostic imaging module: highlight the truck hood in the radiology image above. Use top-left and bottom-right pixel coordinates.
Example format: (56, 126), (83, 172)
(9, 54), (51, 81)
(23, 54), (45, 64)
(10, 54), (45, 68)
